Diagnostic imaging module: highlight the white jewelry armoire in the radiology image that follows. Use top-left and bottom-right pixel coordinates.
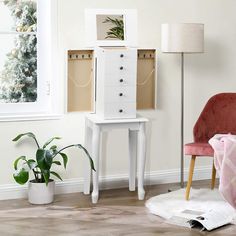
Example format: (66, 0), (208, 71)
(66, 9), (156, 203)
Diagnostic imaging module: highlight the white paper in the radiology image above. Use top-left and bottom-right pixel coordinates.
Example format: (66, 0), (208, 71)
(188, 206), (234, 231)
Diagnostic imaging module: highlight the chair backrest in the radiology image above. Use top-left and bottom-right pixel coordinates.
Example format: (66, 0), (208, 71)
(194, 93), (236, 143)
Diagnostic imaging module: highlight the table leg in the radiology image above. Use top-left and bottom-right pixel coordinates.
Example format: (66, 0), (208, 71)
(128, 129), (137, 191)
(91, 124), (100, 204)
(83, 119), (92, 195)
(137, 123), (146, 200)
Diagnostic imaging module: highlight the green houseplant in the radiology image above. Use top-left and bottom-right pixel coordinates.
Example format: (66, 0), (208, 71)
(13, 132), (95, 204)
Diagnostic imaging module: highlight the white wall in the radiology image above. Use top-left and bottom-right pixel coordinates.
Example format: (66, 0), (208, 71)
(0, 0), (236, 188)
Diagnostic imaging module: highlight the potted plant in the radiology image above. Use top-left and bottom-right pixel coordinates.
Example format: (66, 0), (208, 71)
(13, 132), (95, 204)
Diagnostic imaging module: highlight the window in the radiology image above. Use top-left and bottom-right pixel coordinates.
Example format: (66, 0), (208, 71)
(0, 0), (59, 120)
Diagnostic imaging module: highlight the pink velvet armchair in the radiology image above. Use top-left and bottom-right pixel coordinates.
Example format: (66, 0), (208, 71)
(184, 93), (236, 200)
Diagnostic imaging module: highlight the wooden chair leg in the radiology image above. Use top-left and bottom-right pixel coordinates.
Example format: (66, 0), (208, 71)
(211, 160), (216, 190)
(185, 155), (196, 200)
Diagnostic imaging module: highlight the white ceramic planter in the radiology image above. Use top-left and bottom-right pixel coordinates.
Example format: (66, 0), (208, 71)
(28, 180), (55, 205)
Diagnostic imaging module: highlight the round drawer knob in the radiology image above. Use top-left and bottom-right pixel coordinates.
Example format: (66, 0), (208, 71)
(120, 66), (124, 70)
(119, 93), (123, 97)
(119, 79), (124, 83)
(119, 109), (123, 113)
(120, 54), (124, 58)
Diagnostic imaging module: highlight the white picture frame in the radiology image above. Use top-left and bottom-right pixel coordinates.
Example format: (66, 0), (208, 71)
(85, 9), (137, 47)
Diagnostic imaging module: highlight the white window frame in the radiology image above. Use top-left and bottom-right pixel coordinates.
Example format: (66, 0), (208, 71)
(0, 0), (61, 121)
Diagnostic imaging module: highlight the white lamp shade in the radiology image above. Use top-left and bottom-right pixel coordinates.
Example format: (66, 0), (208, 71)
(161, 23), (204, 53)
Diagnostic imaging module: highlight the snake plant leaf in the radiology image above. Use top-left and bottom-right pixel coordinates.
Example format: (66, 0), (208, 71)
(50, 145), (57, 150)
(43, 137), (61, 149)
(50, 145), (58, 155)
(13, 168), (29, 185)
(36, 149), (52, 171)
(59, 152), (68, 169)
(12, 132), (40, 148)
(50, 171), (62, 181)
(76, 144), (95, 171)
(13, 156), (26, 170)
(52, 161), (61, 166)
(45, 151), (53, 167)
(12, 132), (36, 142)
(42, 170), (50, 185)
(27, 159), (37, 169)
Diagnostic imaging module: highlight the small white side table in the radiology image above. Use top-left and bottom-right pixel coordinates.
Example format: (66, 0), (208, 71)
(83, 114), (148, 204)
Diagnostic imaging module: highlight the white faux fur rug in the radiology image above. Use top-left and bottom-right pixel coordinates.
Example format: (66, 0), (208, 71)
(146, 188), (236, 228)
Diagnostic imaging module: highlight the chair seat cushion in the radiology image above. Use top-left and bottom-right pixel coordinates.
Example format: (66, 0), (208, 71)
(184, 142), (214, 156)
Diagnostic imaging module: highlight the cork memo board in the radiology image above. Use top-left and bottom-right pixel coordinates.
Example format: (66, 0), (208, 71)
(67, 49), (156, 112)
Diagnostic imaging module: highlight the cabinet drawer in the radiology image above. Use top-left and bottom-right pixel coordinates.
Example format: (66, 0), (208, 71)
(104, 75), (136, 87)
(104, 102), (136, 119)
(104, 86), (136, 103)
(104, 49), (137, 65)
(104, 62), (136, 78)
(104, 73), (137, 87)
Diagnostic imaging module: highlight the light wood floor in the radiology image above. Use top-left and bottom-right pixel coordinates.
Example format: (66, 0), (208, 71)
(0, 180), (235, 236)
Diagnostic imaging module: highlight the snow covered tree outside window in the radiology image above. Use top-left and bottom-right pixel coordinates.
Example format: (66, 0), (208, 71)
(0, 0), (37, 103)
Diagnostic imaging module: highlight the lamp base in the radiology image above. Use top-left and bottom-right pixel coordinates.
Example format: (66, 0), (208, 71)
(168, 182), (185, 193)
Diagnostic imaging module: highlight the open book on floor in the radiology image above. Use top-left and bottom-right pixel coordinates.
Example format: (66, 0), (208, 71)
(167, 206), (235, 231)
(188, 207), (234, 231)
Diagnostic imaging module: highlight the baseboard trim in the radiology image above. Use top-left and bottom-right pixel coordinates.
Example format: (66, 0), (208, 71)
(0, 165), (214, 200)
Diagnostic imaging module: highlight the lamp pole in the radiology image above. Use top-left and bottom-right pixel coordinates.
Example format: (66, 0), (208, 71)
(181, 52), (184, 188)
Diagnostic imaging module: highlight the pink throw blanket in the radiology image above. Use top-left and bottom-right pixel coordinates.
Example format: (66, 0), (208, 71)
(209, 134), (236, 209)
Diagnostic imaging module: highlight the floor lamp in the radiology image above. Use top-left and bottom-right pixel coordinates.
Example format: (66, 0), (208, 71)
(161, 23), (204, 188)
